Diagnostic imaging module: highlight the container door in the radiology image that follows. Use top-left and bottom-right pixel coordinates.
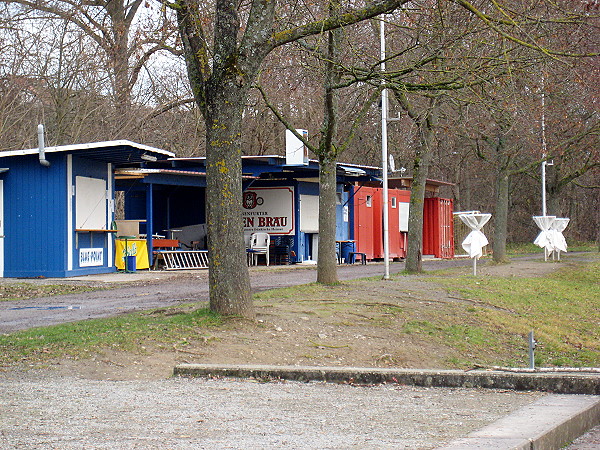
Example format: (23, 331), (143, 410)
(0, 180), (4, 277)
(354, 187), (375, 259)
(440, 198), (454, 258)
(422, 197), (438, 257)
(372, 188), (384, 259)
(388, 191), (400, 258)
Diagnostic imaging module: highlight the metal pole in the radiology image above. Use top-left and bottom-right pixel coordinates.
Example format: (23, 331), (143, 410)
(541, 74), (549, 263)
(380, 17), (390, 280)
(541, 159), (547, 217)
(541, 73), (548, 218)
(528, 330), (536, 370)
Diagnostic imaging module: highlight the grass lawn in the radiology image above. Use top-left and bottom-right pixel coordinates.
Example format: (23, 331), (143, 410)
(1, 253), (598, 370)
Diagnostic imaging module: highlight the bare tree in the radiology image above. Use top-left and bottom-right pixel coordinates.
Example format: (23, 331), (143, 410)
(173, 0), (417, 317)
(4, 0), (180, 136)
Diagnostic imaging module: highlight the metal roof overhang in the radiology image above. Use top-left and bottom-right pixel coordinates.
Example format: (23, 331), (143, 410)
(170, 155), (381, 178)
(338, 165), (367, 176)
(0, 140), (174, 166)
(115, 168), (256, 189)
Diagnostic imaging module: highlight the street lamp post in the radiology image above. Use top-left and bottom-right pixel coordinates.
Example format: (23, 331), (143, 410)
(541, 77), (548, 217)
(380, 17), (390, 280)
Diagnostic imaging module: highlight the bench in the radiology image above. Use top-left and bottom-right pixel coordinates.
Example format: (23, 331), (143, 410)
(347, 252), (367, 265)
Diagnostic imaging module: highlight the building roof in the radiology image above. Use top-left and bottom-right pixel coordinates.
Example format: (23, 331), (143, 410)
(168, 155), (381, 183)
(0, 140), (175, 165)
(388, 177), (455, 188)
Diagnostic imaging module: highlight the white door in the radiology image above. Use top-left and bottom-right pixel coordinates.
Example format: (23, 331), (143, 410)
(0, 180), (4, 277)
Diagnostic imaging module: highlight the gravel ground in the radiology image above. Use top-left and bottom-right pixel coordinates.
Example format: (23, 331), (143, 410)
(0, 370), (542, 449)
(565, 425), (600, 449)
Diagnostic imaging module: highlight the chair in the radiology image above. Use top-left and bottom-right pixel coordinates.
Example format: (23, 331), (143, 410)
(249, 232), (270, 266)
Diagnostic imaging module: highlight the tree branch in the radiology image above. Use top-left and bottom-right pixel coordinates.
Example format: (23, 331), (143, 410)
(270, 0), (412, 50)
(254, 82), (318, 155)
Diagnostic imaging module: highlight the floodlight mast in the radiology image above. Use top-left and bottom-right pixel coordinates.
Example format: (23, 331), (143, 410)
(541, 74), (548, 217)
(380, 16), (390, 280)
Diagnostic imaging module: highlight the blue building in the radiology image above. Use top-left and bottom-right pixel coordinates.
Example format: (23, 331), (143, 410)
(3, 137), (439, 277)
(0, 140), (173, 277)
(117, 155), (380, 264)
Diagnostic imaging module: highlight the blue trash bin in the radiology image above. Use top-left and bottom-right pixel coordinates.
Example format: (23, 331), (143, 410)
(126, 255), (137, 273)
(340, 241), (356, 264)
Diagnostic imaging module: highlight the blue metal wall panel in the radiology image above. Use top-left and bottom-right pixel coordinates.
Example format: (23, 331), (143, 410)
(124, 191), (146, 220)
(1, 153), (114, 277)
(3, 154), (68, 277)
(72, 155), (109, 179)
(167, 186), (205, 228)
(348, 187), (356, 240)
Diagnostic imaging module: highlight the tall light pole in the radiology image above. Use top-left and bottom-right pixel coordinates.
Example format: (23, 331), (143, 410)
(380, 16), (390, 280)
(541, 74), (548, 217)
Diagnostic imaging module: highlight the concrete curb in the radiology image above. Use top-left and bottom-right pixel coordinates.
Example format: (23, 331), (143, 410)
(173, 364), (600, 449)
(437, 394), (600, 449)
(173, 364), (600, 395)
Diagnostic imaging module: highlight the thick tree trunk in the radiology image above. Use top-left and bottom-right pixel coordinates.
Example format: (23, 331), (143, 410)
(205, 82), (253, 317)
(106, 0), (135, 135)
(174, 0), (410, 317)
(546, 169), (563, 217)
(404, 104), (437, 273)
(405, 150), (429, 273)
(493, 168), (510, 263)
(317, 157), (339, 284)
(459, 170), (471, 212)
(316, 6), (341, 285)
(392, 91), (437, 273)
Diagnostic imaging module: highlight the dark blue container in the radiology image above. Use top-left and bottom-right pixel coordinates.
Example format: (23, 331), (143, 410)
(126, 255), (137, 273)
(341, 241), (356, 263)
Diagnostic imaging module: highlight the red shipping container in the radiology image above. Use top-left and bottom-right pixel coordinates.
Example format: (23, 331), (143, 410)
(423, 197), (454, 259)
(354, 187), (411, 260)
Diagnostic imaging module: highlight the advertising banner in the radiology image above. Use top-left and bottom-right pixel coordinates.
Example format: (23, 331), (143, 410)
(243, 187), (294, 235)
(79, 248), (104, 267)
(114, 239), (150, 270)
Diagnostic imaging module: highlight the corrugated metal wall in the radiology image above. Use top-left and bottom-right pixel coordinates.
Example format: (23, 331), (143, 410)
(354, 186), (377, 259)
(4, 154), (68, 277)
(423, 197), (454, 259)
(2, 153), (113, 277)
(354, 187), (411, 260)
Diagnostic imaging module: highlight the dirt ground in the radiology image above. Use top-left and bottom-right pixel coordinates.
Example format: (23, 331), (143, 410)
(40, 254), (596, 382)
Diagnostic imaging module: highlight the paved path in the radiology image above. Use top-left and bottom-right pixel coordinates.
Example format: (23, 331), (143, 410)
(566, 425), (600, 449)
(0, 259), (471, 333)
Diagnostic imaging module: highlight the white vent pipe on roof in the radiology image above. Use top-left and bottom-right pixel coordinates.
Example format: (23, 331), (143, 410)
(37, 124), (51, 167)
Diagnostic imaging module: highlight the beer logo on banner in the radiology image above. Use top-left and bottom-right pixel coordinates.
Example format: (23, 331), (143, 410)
(243, 191), (263, 209)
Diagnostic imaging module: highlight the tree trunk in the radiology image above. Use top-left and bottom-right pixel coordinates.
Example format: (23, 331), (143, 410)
(316, 3), (341, 285)
(405, 150), (428, 272)
(105, 0), (136, 135)
(493, 167), (510, 263)
(460, 169), (471, 212)
(402, 98), (437, 273)
(174, 0), (412, 317)
(317, 157), (339, 284)
(205, 81), (253, 317)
